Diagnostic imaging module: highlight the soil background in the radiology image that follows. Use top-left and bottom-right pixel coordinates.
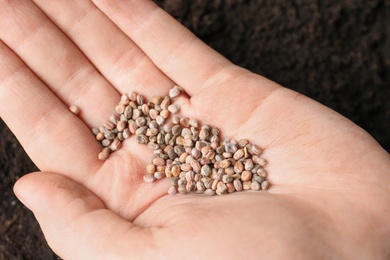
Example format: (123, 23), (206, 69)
(1, 0), (389, 259)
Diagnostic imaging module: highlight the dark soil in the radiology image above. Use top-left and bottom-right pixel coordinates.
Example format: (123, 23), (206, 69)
(1, 0), (389, 258)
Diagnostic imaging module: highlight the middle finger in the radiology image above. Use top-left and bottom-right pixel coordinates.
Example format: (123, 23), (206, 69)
(31, 0), (176, 98)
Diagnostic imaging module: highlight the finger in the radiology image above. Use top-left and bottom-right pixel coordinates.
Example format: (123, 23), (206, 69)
(0, 1), (119, 127)
(92, 0), (238, 96)
(31, 0), (175, 98)
(0, 41), (101, 179)
(14, 172), (154, 259)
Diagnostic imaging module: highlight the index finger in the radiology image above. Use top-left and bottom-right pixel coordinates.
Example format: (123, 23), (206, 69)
(92, 0), (239, 96)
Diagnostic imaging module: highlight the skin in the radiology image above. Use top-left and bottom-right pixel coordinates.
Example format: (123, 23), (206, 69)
(0, 0), (389, 259)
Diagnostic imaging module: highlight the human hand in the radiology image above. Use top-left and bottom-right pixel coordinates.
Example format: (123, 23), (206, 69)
(1, 0), (390, 259)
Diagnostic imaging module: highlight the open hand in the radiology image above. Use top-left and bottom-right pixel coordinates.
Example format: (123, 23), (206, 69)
(1, 1), (389, 259)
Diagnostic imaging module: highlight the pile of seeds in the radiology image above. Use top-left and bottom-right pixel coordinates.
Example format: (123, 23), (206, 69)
(91, 85), (270, 195)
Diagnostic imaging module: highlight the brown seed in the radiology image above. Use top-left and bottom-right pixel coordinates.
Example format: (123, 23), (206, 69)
(261, 180), (270, 190)
(190, 160), (201, 173)
(220, 159), (231, 169)
(154, 171), (165, 180)
(188, 118), (199, 128)
(180, 163), (192, 171)
(257, 157), (268, 167)
(156, 115), (165, 126)
(222, 174), (233, 183)
(146, 164), (156, 174)
(98, 148), (110, 160)
(257, 168), (267, 178)
(124, 106), (133, 119)
(196, 181), (205, 192)
(216, 181), (228, 195)
(226, 182), (235, 193)
(69, 105), (80, 115)
(168, 185), (177, 195)
(211, 179), (219, 190)
(201, 164), (212, 177)
(117, 121), (127, 132)
(103, 120), (116, 130)
(199, 128), (210, 140)
(135, 127), (147, 136)
(149, 109), (159, 119)
(245, 159), (255, 171)
(185, 171), (195, 182)
(132, 109), (142, 120)
(141, 104), (150, 115)
(243, 181), (252, 190)
(251, 144), (263, 155)
(123, 129), (131, 139)
(180, 117), (189, 127)
(178, 184), (187, 194)
(148, 142), (160, 150)
(183, 139), (193, 147)
(169, 85), (182, 98)
(233, 179), (243, 191)
(160, 96), (171, 110)
(160, 109), (170, 119)
(251, 181), (261, 190)
(128, 120), (138, 134)
(110, 139), (122, 151)
(204, 188), (216, 196)
(129, 91), (137, 101)
(115, 104), (125, 114)
(143, 174), (156, 183)
(233, 149), (244, 160)
(152, 157), (166, 166)
(241, 171), (252, 182)
(168, 104), (180, 114)
(136, 94), (145, 105)
(171, 165), (180, 177)
(152, 96), (163, 105)
(136, 134), (148, 144)
(96, 132), (105, 141)
(238, 139), (248, 148)
(211, 127), (220, 136)
(101, 139), (112, 147)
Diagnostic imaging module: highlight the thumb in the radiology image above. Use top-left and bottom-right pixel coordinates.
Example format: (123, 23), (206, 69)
(13, 172), (154, 259)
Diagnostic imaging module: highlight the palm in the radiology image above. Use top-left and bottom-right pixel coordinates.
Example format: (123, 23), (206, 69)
(1, 0), (389, 258)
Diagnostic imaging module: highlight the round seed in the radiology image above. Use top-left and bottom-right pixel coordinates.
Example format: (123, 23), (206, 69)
(233, 179), (243, 191)
(96, 132), (105, 141)
(261, 180), (270, 190)
(178, 185), (187, 194)
(168, 104), (180, 114)
(222, 174), (233, 183)
(251, 144), (263, 155)
(204, 188), (216, 196)
(241, 171), (252, 182)
(98, 148), (110, 161)
(160, 96), (171, 110)
(143, 174), (156, 183)
(69, 105), (80, 115)
(154, 171), (165, 180)
(251, 181), (261, 190)
(257, 157), (268, 167)
(103, 120), (116, 130)
(245, 159), (255, 171)
(201, 165), (212, 177)
(169, 85), (182, 98)
(115, 104), (125, 114)
(110, 139), (122, 151)
(233, 149), (244, 160)
(117, 121), (127, 132)
(101, 139), (112, 147)
(168, 185), (177, 195)
(243, 181), (252, 190)
(216, 181), (228, 195)
(152, 157), (166, 166)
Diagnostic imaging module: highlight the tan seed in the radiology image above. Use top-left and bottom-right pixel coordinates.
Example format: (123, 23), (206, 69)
(168, 185), (177, 195)
(243, 181), (252, 190)
(69, 105), (80, 115)
(146, 164), (156, 174)
(241, 171), (252, 182)
(152, 157), (166, 166)
(160, 96), (171, 110)
(169, 85), (182, 98)
(168, 104), (180, 114)
(233, 179), (243, 191)
(261, 180), (270, 190)
(204, 188), (216, 196)
(143, 174), (156, 183)
(110, 139), (122, 151)
(251, 181), (261, 190)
